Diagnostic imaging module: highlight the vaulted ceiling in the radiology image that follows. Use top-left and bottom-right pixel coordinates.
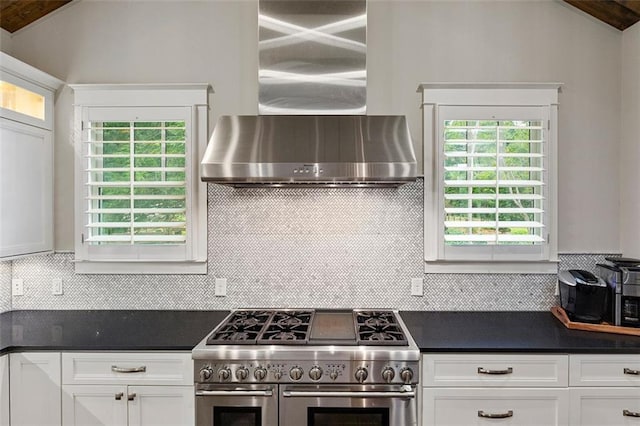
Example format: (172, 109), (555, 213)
(0, 0), (639, 34)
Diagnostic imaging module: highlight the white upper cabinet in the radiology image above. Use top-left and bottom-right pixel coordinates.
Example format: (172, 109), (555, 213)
(0, 52), (63, 259)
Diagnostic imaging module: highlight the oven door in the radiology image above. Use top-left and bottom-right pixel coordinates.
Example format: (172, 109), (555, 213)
(279, 384), (417, 426)
(195, 384), (277, 426)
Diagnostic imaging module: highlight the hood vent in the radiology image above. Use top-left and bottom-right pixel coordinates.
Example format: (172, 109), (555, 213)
(201, 0), (417, 187)
(200, 115), (416, 187)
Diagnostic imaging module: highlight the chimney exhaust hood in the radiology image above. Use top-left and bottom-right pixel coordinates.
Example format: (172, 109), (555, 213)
(200, 0), (417, 187)
(200, 114), (416, 187)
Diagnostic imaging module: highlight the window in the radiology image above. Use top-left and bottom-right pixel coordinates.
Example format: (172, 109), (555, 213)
(420, 83), (561, 273)
(72, 85), (209, 274)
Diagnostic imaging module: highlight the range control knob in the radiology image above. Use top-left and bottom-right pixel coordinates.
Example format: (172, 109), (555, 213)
(218, 368), (231, 382)
(329, 371), (339, 381)
(400, 367), (413, 384)
(274, 370), (283, 380)
(381, 367), (395, 383)
(309, 366), (323, 381)
(355, 367), (368, 383)
(235, 367), (249, 381)
(290, 367), (304, 381)
(199, 366), (213, 381)
(254, 367), (267, 382)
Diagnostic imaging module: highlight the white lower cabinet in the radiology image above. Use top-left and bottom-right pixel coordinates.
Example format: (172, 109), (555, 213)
(569, 355), (640, 426)
(61, 352), (194, 426)
(9, 352), (62, 426)
(422, 354), (640, 426)
(422, 354), (569, 426)
(62, 384), (194, 426)
(1, 355), (9, 426)
(423, 388), (569, 426)
(569, 388), (640, 426)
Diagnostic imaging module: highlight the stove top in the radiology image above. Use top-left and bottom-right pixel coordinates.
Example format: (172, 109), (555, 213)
(205, 309), (408, 346)
(193, 309), (419, 385)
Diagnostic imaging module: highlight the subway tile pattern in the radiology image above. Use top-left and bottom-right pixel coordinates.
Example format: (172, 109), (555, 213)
(7, 179), (621, 311)
(0, 261), (11, 313)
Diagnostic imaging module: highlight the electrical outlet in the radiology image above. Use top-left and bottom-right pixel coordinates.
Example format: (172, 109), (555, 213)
(12, 278), (23, 296)
(554, 281), (560, 296)
(411, 278), (423, 296)
(215, 278), (227, 297)
(52, 278), (63, 295)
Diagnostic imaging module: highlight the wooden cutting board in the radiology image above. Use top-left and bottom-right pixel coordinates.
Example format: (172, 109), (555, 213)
(551, 306), (640, 337)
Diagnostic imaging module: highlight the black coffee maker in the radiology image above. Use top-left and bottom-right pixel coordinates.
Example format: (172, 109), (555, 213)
(597, 257), (640, 328)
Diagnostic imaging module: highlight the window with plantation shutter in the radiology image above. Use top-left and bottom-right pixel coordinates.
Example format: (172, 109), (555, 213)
(420, 84), (560, 273)
(72, 85), (209, 274)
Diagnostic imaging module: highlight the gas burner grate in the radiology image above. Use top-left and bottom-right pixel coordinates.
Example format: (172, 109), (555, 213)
(206, 310), (274, 345)
(257, 310), (314, 345)
(354, 310), (408, 346)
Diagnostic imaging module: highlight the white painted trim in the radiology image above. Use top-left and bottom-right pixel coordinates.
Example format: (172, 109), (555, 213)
(73, 260), (207, 275)
(417, 82), (563, 91)
(0, 52), (64, 91)
(424, 260), (559, 274)
(70, 84), (211, 106)
(418, 82), (562, 107)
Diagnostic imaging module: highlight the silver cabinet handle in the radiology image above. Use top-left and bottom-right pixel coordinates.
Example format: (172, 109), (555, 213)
(282, 390), (415, 399)
(111, 365), (146, 373)
(623, 368), (640, 376)
(127, 393), (136, 401)
(478, 410), (514, 419)
(196, 390), (273, 397)
(115, 392), (124, 401)
(623, 409), (640, 418)
(477, 367), (513, 375)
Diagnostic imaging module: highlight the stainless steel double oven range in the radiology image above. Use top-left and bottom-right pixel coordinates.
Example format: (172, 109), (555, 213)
(192, 309), (419, 426)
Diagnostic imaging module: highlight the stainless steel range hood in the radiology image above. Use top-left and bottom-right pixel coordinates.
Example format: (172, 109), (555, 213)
(200, 115), (416, 187)
(200, 0), (416, 187)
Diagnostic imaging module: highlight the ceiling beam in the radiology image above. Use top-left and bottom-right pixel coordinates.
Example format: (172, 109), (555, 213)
(564, 0), (640, 31)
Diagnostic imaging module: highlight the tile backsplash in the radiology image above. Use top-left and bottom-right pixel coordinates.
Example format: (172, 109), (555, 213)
(0, 261), (11, 313)
(7, 180), (619, 311)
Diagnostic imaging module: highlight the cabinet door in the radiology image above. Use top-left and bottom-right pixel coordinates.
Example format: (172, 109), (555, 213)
(9, 352), (61, 426)
(0, 355), (8, 426)
(128, 385), (194, 426)
(62, 385), (128, 426)
(422, 388), (569, 426)
(0, 118), (53, 258)
(570, 388), (640, 426)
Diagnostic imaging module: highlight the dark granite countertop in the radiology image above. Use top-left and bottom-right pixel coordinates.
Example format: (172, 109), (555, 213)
(1, 310), (638, 355)
(400, 311), (640, 354)
(0, 310), (229, 355)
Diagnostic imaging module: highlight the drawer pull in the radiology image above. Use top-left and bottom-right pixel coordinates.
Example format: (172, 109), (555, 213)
(115, 392), (124, 401)
(478, 410), (514, 419)
(623, 410), (640, 418)
(477, 367), (513, 375)
(111, 365), (146, 373)
(128, 393), (136, 401)
(623, 368), (640, 376)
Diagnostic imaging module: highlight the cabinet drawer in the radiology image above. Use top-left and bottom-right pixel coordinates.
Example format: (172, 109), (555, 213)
(62, 352), (192, 386)
(422, 354), (568, 387)
(569, 388), (640, 426)
(570, 355), (640, 387)
(423, 388), (569, 426)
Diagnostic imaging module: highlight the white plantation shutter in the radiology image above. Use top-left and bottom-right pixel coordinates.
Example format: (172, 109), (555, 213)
(79, 105), (196, 262)
(438, 105), (551, 261)
(84, 119), (188, 245)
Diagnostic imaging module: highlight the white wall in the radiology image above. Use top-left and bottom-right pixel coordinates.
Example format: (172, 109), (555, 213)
(620, 21), (640, 257)
(8, 0), (622, 253)
(0, 28), (12, 54)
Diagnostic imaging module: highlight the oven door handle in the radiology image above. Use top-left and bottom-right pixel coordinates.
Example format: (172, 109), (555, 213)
(196, 389), (274, 397)
(281, 390), (415, 399)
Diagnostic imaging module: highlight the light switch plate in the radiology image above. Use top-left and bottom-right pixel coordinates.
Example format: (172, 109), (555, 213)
(215, 278), (227, 297)
(11, 279), (23, 296)
(411, 278), (423, 296)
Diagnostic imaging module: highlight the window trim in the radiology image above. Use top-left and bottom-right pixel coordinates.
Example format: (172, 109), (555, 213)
(71, 84), (210, 274)
(420, 83), (561, 274)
